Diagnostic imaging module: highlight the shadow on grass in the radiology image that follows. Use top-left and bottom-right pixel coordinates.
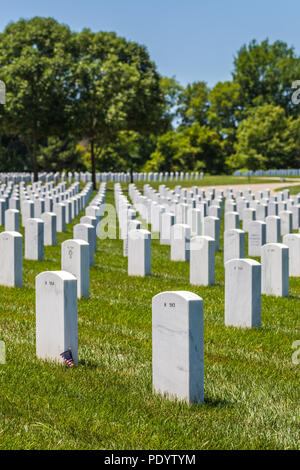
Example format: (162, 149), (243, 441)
(78, 359), (99, 369)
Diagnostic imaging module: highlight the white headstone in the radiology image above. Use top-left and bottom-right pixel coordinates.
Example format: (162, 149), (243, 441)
(223, 229), (245, 264)
(128, 229), (151, 276)
(5, 209), (19, 232)
(73, 223), (95, 266)
(242, 208), (256, 232)
(203, 216), (220, 250)
(41, 212), (57, 246)
(279, 210), (293, 235)
(152, 291), (204, 403)
(170, 224), (190, 261)
(266, 216), (281, 243)
(61, 239), (90, 298)
(283, 234), (300, 277)
(25, 218), (44, 260)
(36, 271), (78, 364)
(0, 231), (22, 287)
(224, 211), (239, 231)
(225, 259), (261, 328)
(160, 212), (175, 245)
(54, 203), (66, 233)
(248, 221), (266, 257)
(261, 243), (289, 297)
(190, 236), (215, 285)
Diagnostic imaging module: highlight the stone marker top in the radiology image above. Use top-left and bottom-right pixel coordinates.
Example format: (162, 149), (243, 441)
(0, 230), (22, 238)
(225, 258), (261, 267)
(262, 242), (289, 250)
(36, 270), (77, 282)
(64, 238), (90, 246)
(27, 217), (44, 223)
(153, 290), (202, 303)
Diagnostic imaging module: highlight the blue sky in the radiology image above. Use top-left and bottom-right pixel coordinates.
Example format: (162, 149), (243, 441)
(1, 0), (299, 87)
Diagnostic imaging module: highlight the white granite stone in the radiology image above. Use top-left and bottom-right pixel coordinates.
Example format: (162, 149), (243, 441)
(261, 243), (289, 297)
(283, 234), (300, 277)
(225, 258), (261, 328)
(41, 212), (57, 246)
(170, 224), (190, 261)
(190, 236), (215, 285)
(61, 239), (90, 298)
(248, 221), (266, 257)
(5, 209), (19, 232)
(279, 210), (293, 235)
(36, 270), (78, 364)
(266, 215), (281, 243)
(242, 208), (256, 232)
(25, 218), (44, 260)
(73, 223), (95, 266)
(152, 291), (204, 403)
(22, 200), (34, 226)
(160, 212), (175, 245)
(224, 211), (239, 231)
(0, 231), (22, 287)
(223, 229), (245, 264)
(128, 229), (151, 276)
(203, 216), (220, 251)
(54, 203), (66, 232)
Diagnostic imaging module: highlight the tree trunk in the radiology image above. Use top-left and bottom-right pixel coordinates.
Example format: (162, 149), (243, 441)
(130, 166), (133, 183)
(91, 138), (96, 190)
(32, 136), (38, 182)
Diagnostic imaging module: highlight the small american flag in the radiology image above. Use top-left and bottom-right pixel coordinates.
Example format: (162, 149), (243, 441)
(60, 349), (75, 367)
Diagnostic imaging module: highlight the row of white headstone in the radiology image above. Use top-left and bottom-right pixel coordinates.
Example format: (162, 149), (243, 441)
(120, 183), (300, 287)
(0, 181), (107, 291)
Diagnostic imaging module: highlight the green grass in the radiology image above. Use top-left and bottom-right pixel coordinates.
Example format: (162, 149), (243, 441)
(0, 183), (299, 450)
(133, 175), (299, 190)
(275, 184), (300, 195)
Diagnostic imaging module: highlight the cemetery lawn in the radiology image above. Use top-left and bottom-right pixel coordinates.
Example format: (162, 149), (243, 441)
(0, 184), (299, 450)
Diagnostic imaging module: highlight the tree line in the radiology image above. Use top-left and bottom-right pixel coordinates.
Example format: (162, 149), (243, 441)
(0, 17), (300, 185)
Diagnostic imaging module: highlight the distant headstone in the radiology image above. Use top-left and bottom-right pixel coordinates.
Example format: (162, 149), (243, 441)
(203, 216), (220, 250)
(190, 236), (215, 285)
(266, 215), (281, 243)
(128, 229), (151, 276)
(283, 234), (300, 277)
(5, 209), (19, 232)
(152, 291), (204, 403)
(73, 223), (95, 266)
(279, 210), (293, 235)
(160, 212), (175, 245)
(224, 229), (245, 264)
(25, 218), (44, 260)
(0, 231), (22, 287)
(41, 212), (57, 246)
(248, 221), (266, 257)
(225, 259), (261, 328)
(61, 239), (90, 298)
(170, 224), (190, 261)
(261, 243), (289, 297)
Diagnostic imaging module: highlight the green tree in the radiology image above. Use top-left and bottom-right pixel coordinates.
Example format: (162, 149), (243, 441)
(233, 39), (300, 115)
(159, 76), (182, 131)
(227, 104), (296, 170)
(37, 136), (86, 172)
(0, 17), (75, 180)
(145, 123), (224, 174)
(73, 29), (164, 187)
(177, 81), (209, 126)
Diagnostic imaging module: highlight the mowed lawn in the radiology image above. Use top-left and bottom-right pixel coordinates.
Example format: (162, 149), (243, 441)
(0, 180), (299, 450)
